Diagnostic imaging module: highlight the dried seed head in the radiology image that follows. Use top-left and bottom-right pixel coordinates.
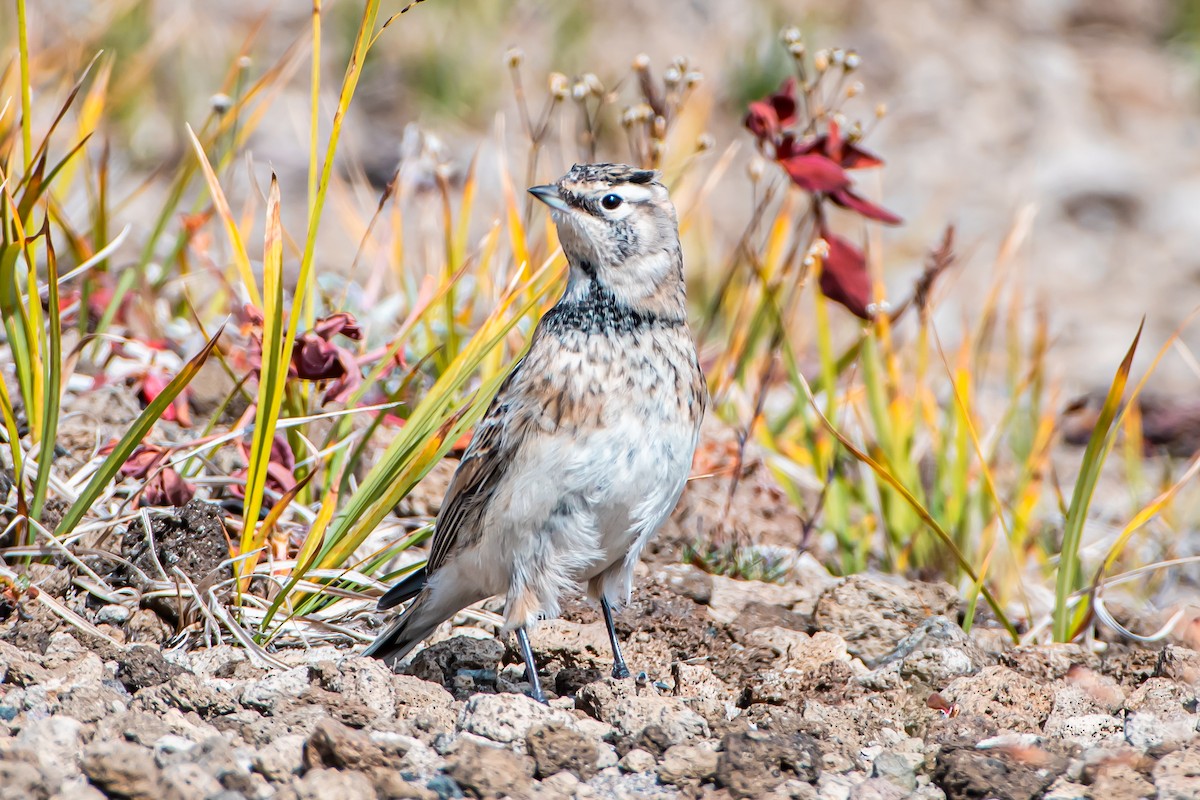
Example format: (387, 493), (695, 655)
(782, 26), (802, 45)
(811, 238), (830, 259)
(210, 93), (233, 115)
(788, 41), (807, 60)
(548, 72), (569, 100)
(621, 103), (654, 127)
(505, 48), (524, 68)
(813, 49), (830, 73)
(844, 50), (861, 71)
(831, 48), (846, 67)
(748, 156), (765, 182)
(664, 66), (682, 87)
(237, 56), (252, 70)
(846, 81), (863, 99)
(684, 71), (703, 88)
(583, 73), (604, 95)
(653, 115), (667, 139)
(875, 102), (888, 119)
(650, 139), (664, 161)
(697, 133), (715, 151)
(633, 53), (651, 72)
(572, 81), (589, 101)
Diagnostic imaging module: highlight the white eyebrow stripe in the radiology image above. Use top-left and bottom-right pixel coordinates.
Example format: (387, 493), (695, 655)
(606, 185), (655, 203)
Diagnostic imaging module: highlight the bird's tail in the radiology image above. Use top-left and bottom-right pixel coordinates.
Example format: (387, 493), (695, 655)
(361, 594), (446, 665)
(364, 567), (479, 665)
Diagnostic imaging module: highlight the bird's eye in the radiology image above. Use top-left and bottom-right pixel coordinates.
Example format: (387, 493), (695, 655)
(601, 193), (623, 210)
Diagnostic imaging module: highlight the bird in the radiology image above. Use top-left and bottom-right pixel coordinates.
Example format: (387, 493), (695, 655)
(363, 163), (707, 703)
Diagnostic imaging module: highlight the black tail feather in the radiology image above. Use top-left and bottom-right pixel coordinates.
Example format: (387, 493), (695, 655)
(377, 565), (428, 610)
(363, 593), (440, 663)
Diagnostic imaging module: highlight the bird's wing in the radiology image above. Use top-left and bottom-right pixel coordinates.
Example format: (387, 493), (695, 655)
(425, 358), (526, 573)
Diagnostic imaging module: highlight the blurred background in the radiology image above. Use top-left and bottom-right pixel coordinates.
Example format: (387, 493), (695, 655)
(18, 0), (1200, 392)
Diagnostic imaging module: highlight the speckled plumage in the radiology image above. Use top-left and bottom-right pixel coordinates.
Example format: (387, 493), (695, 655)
(365, 164), (706, 697)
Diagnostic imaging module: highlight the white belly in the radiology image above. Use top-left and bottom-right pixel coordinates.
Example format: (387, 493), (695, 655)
(474, 411), (697, 616)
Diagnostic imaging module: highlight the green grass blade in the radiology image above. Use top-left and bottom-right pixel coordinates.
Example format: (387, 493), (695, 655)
(795, 369), (1019, 642)
(238, 175), (285, 572)
(1052, 320), (1142, 642)
(31, 220), (61, 521)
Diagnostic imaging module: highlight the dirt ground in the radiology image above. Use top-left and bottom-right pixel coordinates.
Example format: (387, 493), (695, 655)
(2, 479), (1200, 800)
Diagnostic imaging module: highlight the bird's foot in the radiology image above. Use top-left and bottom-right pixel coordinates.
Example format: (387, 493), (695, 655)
(611, 661), (631, 680)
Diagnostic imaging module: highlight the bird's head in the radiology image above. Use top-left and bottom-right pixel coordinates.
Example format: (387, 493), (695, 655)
(529, 163), (684, 317)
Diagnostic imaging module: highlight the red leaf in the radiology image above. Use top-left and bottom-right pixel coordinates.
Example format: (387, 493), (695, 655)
(142, 469), (195, 508)
(313, 312), (362, 341)
(744, 78), (798, 142)
(120, 445), (167, 479)
(829, 187), (903, 225)
(293, 332), (342, 381)
(819, 229), (873, 319)
(121, 445), (194, 508)
(780, 154), (850, 194)
(840, 141), (885, 170)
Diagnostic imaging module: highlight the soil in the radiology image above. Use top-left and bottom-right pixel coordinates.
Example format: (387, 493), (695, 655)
(3, 515), (1199, 800)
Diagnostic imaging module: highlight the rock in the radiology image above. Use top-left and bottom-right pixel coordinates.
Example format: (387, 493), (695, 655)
(656, 743), (719, 786)
(534, 619), (612, 667)
(671, 662), (739, 728)
(657, 563), (714, 604)
(446, 738), (533, 799)
(117, 645), (186, 692)
(304, 718), (386, 770)
(240, 665), (312, 714)
(1088, 759), (1155, 800)
(933, 745), (1064, 800)
(848, 777), (910, 800)
(458, 692), (575, 746)
(253, 734), (306, 782)
(707, 573), (816, 626)
(0, 640), (50, 686)
(1040, 777), (1089, 799)
(881, 616), (990, 685)
(526, 721), (598, 780)
(47, 784), (106, 800)
(870, 750), (917, 791)
(16, 716), (83, 782)
(617, 748), (656, 773)
(96, 604), (132, 626)
(582, 770), (683, 798)
(0, 758), (54, 800)
(405, 636), (504, 697)
(716, 730), (820, 799)
(312, 656), (400, 719)
(1125, 711), (1197, 752)
(812, 575), (960, 666)
(159, 762), (223, 800)
(577, 679), (709, 748)
(1044, 713), (1124, 746)
(1153, 745), (1200, 799)
(80, 741), (160, 800)
(295, 767), (376, 800)
(535, 770), (580, 798)
(369, 766), (439, 799)
(742, 627), (856, 672)
(941, 666), (1055, 732)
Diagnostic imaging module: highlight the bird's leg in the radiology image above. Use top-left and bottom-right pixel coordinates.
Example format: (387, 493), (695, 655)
(516, 627), (547, 704)
(601, 596), (631, 680)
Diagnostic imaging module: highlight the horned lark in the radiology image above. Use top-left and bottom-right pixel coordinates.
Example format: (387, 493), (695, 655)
(365, 163), (706, 702)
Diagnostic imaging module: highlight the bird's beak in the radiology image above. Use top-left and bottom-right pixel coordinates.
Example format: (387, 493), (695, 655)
(528, 184), (569, 212)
